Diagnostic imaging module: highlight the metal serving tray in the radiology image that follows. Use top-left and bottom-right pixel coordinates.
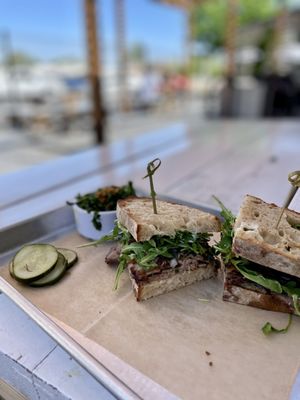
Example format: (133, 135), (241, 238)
(0, 197), (299, 400)
(0, 196), (219, 400)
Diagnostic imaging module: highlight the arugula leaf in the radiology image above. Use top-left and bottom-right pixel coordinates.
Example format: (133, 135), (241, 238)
(120, 231), (213, 270)
(262, 314), (292, 336)
(234, 263), (283, 294)
(282, 281), (300, 296)
(212, 196), (235, 226)
(292, 295), (300, 316)
(114, 257), (127, 290)
(213, 196), (249, 270)
(284, 283), (300, 315)
(78, 222), (125, 248)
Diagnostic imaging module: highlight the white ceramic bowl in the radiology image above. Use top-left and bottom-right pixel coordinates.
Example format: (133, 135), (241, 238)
(73, 204), (117, 240)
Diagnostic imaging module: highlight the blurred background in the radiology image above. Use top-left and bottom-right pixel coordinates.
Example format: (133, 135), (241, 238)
(1, 0), (300, 173)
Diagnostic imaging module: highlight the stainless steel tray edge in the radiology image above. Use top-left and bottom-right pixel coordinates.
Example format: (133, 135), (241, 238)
(0, 278), (141, 400)
(0, 206), (75, 261)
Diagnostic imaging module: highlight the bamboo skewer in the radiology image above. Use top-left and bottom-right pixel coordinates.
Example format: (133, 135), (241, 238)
(275, 171), (300, 228)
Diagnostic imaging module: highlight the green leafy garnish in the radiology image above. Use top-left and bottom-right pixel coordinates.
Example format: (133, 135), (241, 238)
(81, 224), (214, 290)
(283, 282), (300, 316)
(292, 295), (300, 315)
(213, 196), (248, 269)
(234, 263), (282, 294)
(68, 182), (135, 230)
(122, 231), (214, 269)
(262, 314), (292, 336)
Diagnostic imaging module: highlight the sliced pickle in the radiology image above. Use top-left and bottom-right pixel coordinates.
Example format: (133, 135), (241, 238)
(13, 244), (58, 282)
(9, 260), (14, 278)
(56, 248), (78, 269)
(30, 253), (67, 287)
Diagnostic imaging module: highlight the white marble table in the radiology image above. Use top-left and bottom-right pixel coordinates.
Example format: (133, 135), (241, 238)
(1, 120), (300, 399)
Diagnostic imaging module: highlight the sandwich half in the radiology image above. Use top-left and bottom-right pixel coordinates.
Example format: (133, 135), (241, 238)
(217, 195), (300, 315)
(106, 197), (221, 301)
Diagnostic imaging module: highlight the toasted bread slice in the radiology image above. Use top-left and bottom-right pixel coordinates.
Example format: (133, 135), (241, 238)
(117, 197), (221, 242)
(233, 195), (300, 278)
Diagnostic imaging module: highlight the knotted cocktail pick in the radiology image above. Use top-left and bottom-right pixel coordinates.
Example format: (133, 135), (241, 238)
(275, 171), (300, 228)
(143, 158), (161, 214)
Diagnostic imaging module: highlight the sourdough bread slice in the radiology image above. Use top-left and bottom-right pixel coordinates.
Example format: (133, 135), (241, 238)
(233, 195), (300, 278)
(128, 256), (218, 301)
(117, 197), (221, 242)
(223, 264), (295, 314)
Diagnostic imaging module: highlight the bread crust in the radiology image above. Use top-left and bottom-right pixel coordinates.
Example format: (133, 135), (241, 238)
(233, 195), (300, 278)
(117, 197), (221, 242)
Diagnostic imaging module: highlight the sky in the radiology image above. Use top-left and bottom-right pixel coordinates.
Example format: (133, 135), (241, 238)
(0, 0), (186, 64)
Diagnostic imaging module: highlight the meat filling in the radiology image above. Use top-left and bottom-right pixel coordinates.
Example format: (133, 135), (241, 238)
(129, 254), (217, 283)
(105, 244), (122, 266)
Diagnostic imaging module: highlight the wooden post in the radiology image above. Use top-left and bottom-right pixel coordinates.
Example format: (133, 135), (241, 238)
(0, 31), (14, 102)
(114, 0), (128, 111)
(270, 2), (288, 73)
(225, 0), (238, 79)
(185, 5), (193, 68)
(84, 0), (105, 144)
(222, 0), (238, 117)
(0, 31), (21, 127)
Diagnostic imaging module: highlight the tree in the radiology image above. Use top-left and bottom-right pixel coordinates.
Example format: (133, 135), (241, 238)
(127, 43), (147, 64)
(191, 0), (278, 49)
(4, 51), (35, 66)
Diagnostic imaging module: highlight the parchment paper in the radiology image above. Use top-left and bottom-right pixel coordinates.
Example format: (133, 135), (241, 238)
(1, 231), (300, 400)
(48, 314), (178, 400)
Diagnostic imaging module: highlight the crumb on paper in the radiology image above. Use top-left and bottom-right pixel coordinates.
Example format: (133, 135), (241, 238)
(209, 361), (213, 367)
(205, 351), (211, 356)
(198, 298), (210, 303)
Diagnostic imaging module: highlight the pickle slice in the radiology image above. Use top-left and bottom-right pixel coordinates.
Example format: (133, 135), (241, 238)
(13, 244), (58, 282)
(30, 253), (67, 287)
(56, 248), (78, 269)
(9, 260), (14, 278)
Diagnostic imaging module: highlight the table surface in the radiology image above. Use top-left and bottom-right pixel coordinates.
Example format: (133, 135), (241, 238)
(1, 119), (300, 399)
